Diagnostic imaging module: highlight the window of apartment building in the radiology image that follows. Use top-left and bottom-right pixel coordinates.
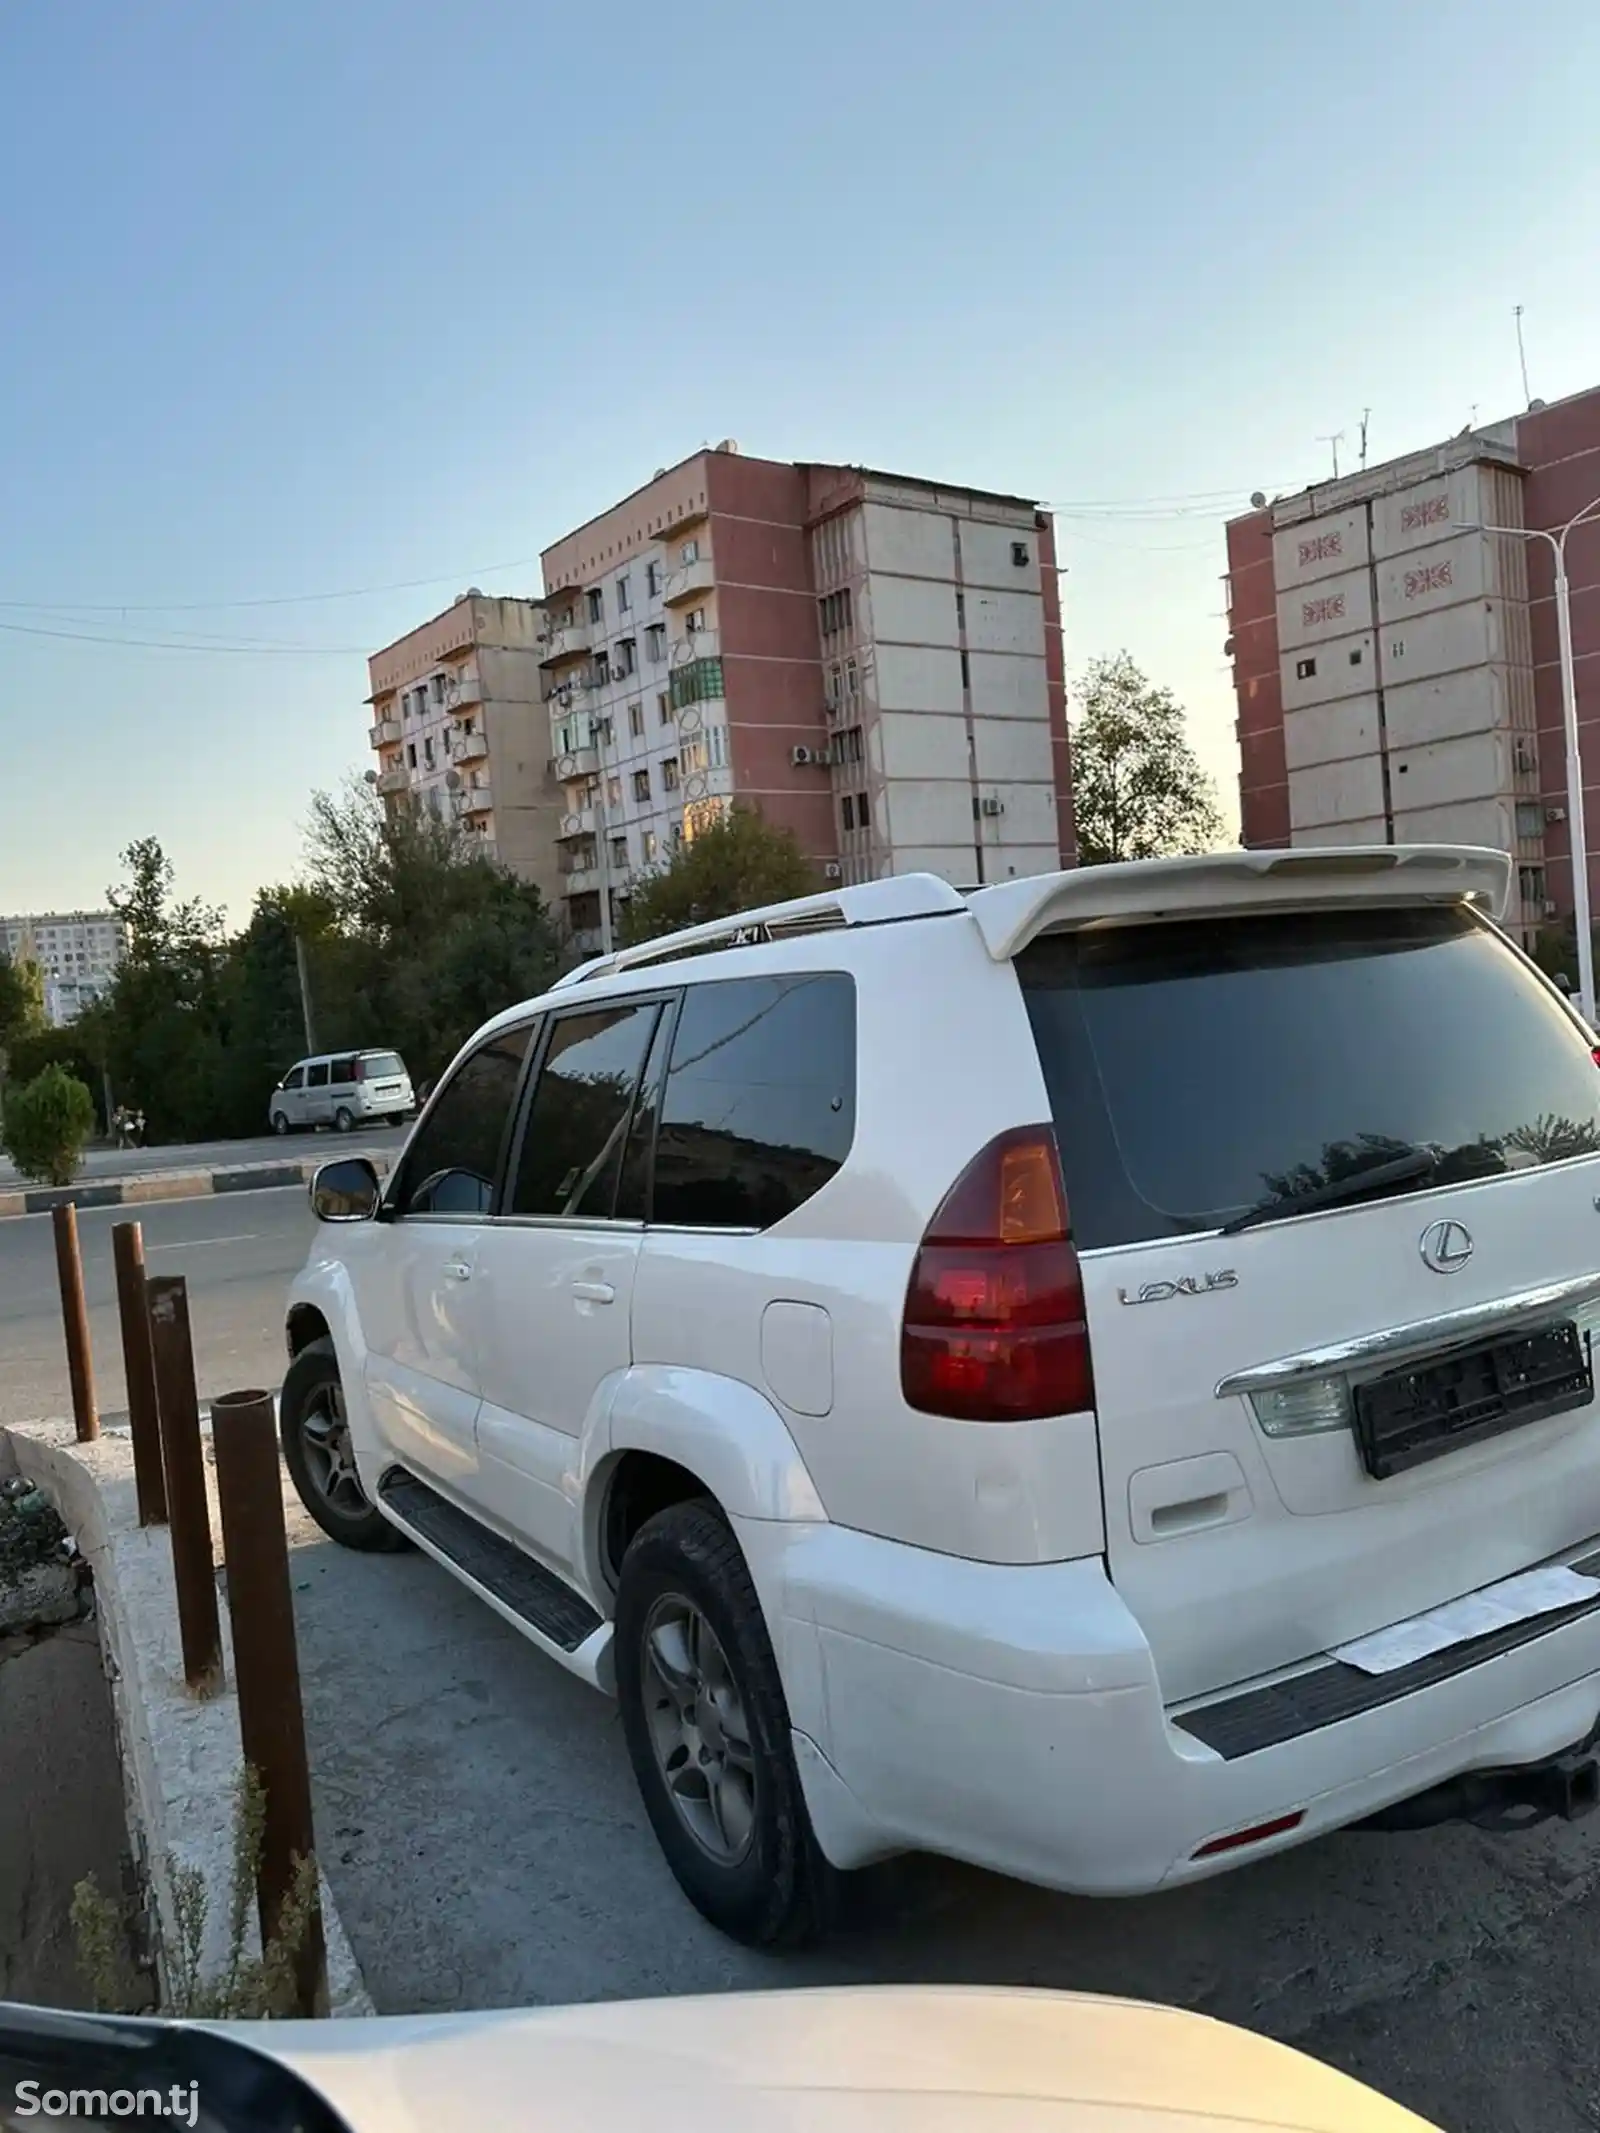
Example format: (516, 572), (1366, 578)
(611, 835), (629, 869)
(855, 790), (871, 829)
(819, 588), (853, 638)
(629, 702), (645, 738)
(960, 650), (971, 688)
(431, 674), (446, 703)
(642, 830), (658, 864)
(647, 624), (667, 663)
(685, 606), (707, 634)
(615, 638), (636, 678)
(955, 590), (966, 627)
(587, 588), (604, 624)
(662, 756), (680, 792)
(657, 690), (672, 725)
(617, 574), (632, 613)
(841, 794), (855, 834)
(646, 561), (662, 598)
(407, 743), (418, 769)
(1295, 657), (1317, 680)
(606, 774), (623, 807)
(594, 653), (611, 686)
(707, 723), (728, 770)
(680, 735), (706, 776)
(671, 822), (684, 849)
(633, 768), (652, 803)
(681, 539), (700, 566)
(1011, 541), (1030, 568)
(839, 724), (864, 765)
(423, 736), (435, 769)
(846, 656), (859, 701)
(1520, 865), (1548, 910)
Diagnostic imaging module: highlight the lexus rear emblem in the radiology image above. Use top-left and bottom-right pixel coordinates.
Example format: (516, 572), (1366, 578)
(1419, 1219), (1473, 1275)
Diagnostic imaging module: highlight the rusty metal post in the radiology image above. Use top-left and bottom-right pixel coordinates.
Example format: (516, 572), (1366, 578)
(112, 1221), (166, 1526)
(51, 1203), (98, 1442)
(212, 1388), (326, 2017)
(146, 1275), (222, 1697)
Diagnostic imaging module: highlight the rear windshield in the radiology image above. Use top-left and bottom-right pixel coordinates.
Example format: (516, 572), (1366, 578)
(362, 1053), (406, 1080)
(1018, 907), (1600, 1250)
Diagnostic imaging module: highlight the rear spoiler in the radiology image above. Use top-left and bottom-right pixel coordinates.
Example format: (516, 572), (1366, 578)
(966, 845), (1514, 962)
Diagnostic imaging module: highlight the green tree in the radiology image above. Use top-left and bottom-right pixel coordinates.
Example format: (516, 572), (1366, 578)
(621, 806), (818, 946)
(1, 1063), (97, 1186)
(0, 950), (45, 1065)
(99, 839), (230, 1141)
(1069, 653), (1226, 866)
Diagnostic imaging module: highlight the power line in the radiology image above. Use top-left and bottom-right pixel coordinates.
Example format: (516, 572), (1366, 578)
(0, 618), (367, 655)
(0, 556), (541, 617)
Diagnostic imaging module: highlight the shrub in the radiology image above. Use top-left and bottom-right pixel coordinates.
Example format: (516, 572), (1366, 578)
(1, 1063), (97, 1186)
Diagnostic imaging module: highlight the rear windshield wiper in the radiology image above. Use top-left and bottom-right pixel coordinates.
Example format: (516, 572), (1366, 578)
(1219, 1149), (1439, 1237)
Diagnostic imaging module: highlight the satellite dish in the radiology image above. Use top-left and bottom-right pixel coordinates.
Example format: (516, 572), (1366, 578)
(445, 769), (462, 791)
(363, 769), (378, 786)
(1530, 398), (1548, 412)
(1250, 490), (1268, 509)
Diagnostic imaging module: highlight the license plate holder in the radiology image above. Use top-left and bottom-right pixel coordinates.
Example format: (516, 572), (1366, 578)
(1354, 1321), (1594, 1480)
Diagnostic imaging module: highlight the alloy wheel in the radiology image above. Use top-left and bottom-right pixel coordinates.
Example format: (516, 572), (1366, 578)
(640, 1595), (757, 1865)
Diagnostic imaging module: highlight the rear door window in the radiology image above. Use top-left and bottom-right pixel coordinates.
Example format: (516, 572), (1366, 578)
(510, 1002), (661, 1219)
(1018, 907), (1600, 1250)
(363, 1053), (406, 1081)
(306, 1062), (330, 1089)
(330, 1055), (357, 1085)
(652, 973), (856, 1230)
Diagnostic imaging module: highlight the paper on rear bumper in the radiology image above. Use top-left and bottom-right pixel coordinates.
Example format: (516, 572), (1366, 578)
(1330, 1565), (1600, 1676)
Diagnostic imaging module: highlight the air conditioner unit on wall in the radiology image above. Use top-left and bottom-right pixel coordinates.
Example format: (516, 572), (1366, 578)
(979, 795), (1005, 817)
(823, 861), (842, 880)
(791, 744), (816, 766)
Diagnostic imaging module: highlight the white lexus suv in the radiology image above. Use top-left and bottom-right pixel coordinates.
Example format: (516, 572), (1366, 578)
(282, 845), (1600, 1945)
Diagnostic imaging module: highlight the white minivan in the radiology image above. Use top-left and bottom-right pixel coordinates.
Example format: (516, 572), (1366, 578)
(269, 1050), (415, 1136)
(281, 847), (1600, 1945)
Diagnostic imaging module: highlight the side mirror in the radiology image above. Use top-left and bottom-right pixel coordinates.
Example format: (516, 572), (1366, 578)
(310, 1157), (381, 1223)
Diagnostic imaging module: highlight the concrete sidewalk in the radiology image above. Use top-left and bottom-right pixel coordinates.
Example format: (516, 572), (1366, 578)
(0, 1150), (394, 1221)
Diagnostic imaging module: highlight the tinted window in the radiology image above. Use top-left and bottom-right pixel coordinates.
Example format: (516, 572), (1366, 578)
(615, 1005), (675, 1222)
(1018, 908), (1600, 1251)
(306, 1062), (330, 1088)
(330, 1055), (357, 1085)
(282, 1067), (304, 1090)
(396, 1028), (532, 1217)
(511, 1003), (660, 1218)
(652, 974), (855, 1229)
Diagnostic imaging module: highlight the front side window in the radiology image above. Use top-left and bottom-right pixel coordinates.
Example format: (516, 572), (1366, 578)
(1019, 907), (1600, 1250)
(652, 975), (856, 1229)
(394, 1027), (533, 1217)
(511, 1003), (661, 1219)
(282, 1066), (305, 1091)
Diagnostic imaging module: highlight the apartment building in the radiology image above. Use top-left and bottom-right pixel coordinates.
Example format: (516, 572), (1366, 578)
(366, 593), (562, 905)
(1, 910), (126, 1026)
(539, 443), (1073, 951)
(1227, 383), (1600, 939)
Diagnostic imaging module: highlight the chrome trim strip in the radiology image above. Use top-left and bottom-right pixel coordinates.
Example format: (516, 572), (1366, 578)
(1215, 1271), (1600, 1400)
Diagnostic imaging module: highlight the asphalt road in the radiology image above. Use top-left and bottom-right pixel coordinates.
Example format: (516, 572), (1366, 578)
(0, 1125), (407, 1190)
(0, 1184), (312, 1427)
(7, 1180), (1600, 2124)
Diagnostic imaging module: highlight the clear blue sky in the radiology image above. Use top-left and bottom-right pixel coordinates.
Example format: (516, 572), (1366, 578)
(3, 0), (1597, 921)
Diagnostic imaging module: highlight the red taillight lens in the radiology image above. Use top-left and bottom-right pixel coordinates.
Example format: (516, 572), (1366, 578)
(1591, 1047), (1600, 1069)
(901, 1127), (1094, 1422)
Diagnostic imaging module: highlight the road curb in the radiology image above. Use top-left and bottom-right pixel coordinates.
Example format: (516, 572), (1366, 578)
(0, 1152), (394, 1222)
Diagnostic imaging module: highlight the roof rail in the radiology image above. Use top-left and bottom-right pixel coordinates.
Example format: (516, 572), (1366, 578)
(551, 872), (968, 989)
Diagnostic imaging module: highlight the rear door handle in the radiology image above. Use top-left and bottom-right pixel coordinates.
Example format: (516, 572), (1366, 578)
(571, 1280), (616, 1305)
(442, 1260), (474, 1283)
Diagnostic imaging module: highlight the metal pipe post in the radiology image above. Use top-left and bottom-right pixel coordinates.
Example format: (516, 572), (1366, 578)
(211, 1388), (326, 2017)
(51, 1203), (98, 1442)
(145, 1276), (222, 1697)
(111, 1221), (166, 1525)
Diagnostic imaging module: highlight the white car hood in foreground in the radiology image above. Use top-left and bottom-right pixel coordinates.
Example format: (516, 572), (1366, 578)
(233, 1986), (1434, 2132)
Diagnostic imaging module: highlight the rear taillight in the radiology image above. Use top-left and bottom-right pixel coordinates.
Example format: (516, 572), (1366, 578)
(900, 1126), (1094, 1423)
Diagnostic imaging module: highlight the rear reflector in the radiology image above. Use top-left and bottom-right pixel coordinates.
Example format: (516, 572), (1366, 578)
(1191, 1811), (1305, 1860)
(900, 1126), (1094, 1423)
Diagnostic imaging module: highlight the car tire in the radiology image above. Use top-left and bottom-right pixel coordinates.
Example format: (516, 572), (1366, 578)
(270, 1110), (291, 1136)
(614, 1499), (835, 1947)
(278, 1338), (407, 1554)
(333, 1106), (355, 1134)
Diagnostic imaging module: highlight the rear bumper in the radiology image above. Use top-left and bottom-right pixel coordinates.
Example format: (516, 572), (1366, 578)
(736, 1518), (1600, 1893)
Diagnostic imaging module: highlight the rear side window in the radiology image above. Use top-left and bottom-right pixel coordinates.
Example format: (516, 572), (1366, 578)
(511, 1002), (661, 1219)
(652, 974), (856, 1230)
(306, 1061), (330, 1089)
(395, 1027), (532, 1217)
(330, 1055), (357, 1085)
(1019, 907), (1600, 1250)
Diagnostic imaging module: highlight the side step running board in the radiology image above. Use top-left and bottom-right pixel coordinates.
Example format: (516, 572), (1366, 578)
(378, 1469), (604, 1655)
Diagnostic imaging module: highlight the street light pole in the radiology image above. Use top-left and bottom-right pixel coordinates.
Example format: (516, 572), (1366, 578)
(1459, 492), (1600, 1027)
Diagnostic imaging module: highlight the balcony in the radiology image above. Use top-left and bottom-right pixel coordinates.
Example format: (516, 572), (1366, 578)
(457, 779), (493, 815)
(561, 864), (600, 894)
(662, 553), (715, 606)
(539, 620), (594, 667)
(369, 717), (402, 749)
(570, 927), (605, 957)
(376, 765), (410, 796)
(445, 668), (484, 708)
(450, 728), (488, 765)
(558, 807), (597, 840)
(670, 627), (720, 667)
(550, 743), (600, 780)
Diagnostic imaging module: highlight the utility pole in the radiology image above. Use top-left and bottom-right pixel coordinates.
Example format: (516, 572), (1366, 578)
(294, 936), (318, 1056)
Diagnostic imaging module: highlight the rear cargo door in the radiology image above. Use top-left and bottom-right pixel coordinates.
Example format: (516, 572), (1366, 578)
(1018, 905), (1600, 1705)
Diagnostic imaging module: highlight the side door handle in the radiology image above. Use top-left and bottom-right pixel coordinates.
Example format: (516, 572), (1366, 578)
(442, 1259), (474, 1283)
(571, 1280), (616, 1305)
